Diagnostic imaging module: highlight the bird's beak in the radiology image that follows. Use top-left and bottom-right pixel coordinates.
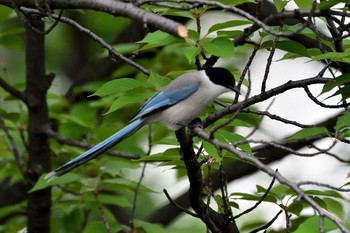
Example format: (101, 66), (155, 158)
(229, 86), (241, 95)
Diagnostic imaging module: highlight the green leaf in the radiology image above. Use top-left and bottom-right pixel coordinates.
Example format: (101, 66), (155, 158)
(166, 9), (195, 19)
(317, 0), (350, 10)
(92, 78), (151, 97)
(63, 208), (84, 233)
(111, 43), (140, 54)
(134, 219), (167, 233)
(99, 159), (139, 176)
(208, 20), (252, 34)
(294, 0), (313, 9)
(29, 173), (81, 192)
(183, 46), (201, 64)
(293, 216), (338, 233)
(230, 192), (277, 203)
(98, 194), (132, 208)
(84, 221), (109, 233)
(321, 73), (350, 95)
(335, 111), (350, 132)
(138, 30), (182, 49)
(203, 141), (221, 161)
(288, 127), (328, 140)
(147, 72), (172, 89)
(313, 52), (350, 62)
(217, 130), (252, 154)
(322, 197), (344, 218)
(273, 0), (289, 12)
(0, 8), (13, 23)
(270, 184), (294, 200)
(105, 92), (149, 114)
(325, 85), (350, 102)
(305, 189), (343, 199)
(217, 30), (243, 38)
(187, 29), (200, 41)
(0, 202), (25, 219)
(236, 112), (261, 127)
(138, 148), (180, 162)
(262, 40), (309, 57)
(288, 202), (304, 215)
(217, 0), (255, 5)
(202, 37), (235, 57)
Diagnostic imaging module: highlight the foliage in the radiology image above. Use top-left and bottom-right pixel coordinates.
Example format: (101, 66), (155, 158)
(0, 0), (350, 233)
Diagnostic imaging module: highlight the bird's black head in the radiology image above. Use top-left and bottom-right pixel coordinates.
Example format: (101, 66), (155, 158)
(204, 67), (240, 94)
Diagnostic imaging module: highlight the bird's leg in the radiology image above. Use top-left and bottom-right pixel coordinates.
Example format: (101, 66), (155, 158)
(188, 117), (203, 129)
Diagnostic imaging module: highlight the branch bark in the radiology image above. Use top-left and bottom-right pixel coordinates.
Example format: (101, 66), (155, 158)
(0, 0), (188, 38)
(175, 128), (239, 233)
(147, 114), (339, 225)
(24, 17), (51, 233)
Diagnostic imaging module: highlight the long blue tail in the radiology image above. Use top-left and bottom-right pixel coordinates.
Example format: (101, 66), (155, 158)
(46, 118), (145, 179)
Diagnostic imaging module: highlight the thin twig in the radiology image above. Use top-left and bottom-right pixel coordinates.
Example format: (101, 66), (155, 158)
(0, 76), (27, 103)
(19, 7), (151, 75)
(261, 30), (279, 93)
(163, 189), (200, 218)
(94, 192), (112, 233)
(244, 100), (275, 139)
(304, 86), (350, 109)
(138, 0), (313, 37)
(191, 126), (349, 233)
(130, 124), (152, 229)
(309, 143), (350, 163)
(233, 172), (277, 220)
(298, 181), (350, 192)
(242, 109), (315, 128)
(249, 210), (283, 233)
(0, 116), (26, 181)
(209, 69), (251, 136)
(233, 138), (337, 158)
(203, 76), (331, 128)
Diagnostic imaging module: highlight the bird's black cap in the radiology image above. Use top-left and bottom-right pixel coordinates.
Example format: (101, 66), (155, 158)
(204, 67), (240, 94)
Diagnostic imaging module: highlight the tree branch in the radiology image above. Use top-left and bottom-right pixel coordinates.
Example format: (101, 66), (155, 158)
(25, 16), (51, 233)
(147, 115), (339, 225)
(191, 126), (350, 233)
(0, 116), (26, 181)
(175, 128), (239, 233)
(0, 76), (27, 103)
(203, 76), (330, 127)
(1, 0), (188, 38)
(19, 7), (151, 75)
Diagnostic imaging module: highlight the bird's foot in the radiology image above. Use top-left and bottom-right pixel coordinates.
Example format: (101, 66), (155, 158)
(188, 118), (203, 129)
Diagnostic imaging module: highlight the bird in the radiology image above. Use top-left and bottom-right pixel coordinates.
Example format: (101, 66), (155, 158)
(45, 67), (240, 180)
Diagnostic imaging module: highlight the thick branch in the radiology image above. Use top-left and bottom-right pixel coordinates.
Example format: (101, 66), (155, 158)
(0, 0), (188, 38)
(191, 126), (349, 233)
(203, 76), (330, 127)
(25, 17), (51, 233)
(20, 7), (151, 75)
(148, 113), (339, 226)
(175, 128), (239, 233)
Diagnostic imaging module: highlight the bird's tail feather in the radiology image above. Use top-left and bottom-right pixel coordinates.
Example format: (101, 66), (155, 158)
(46, 118), (145, 180)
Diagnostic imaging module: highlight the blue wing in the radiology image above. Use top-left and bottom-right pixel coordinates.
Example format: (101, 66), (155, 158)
(46, 83), (198, 179)
(131, 84), (199, 120)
